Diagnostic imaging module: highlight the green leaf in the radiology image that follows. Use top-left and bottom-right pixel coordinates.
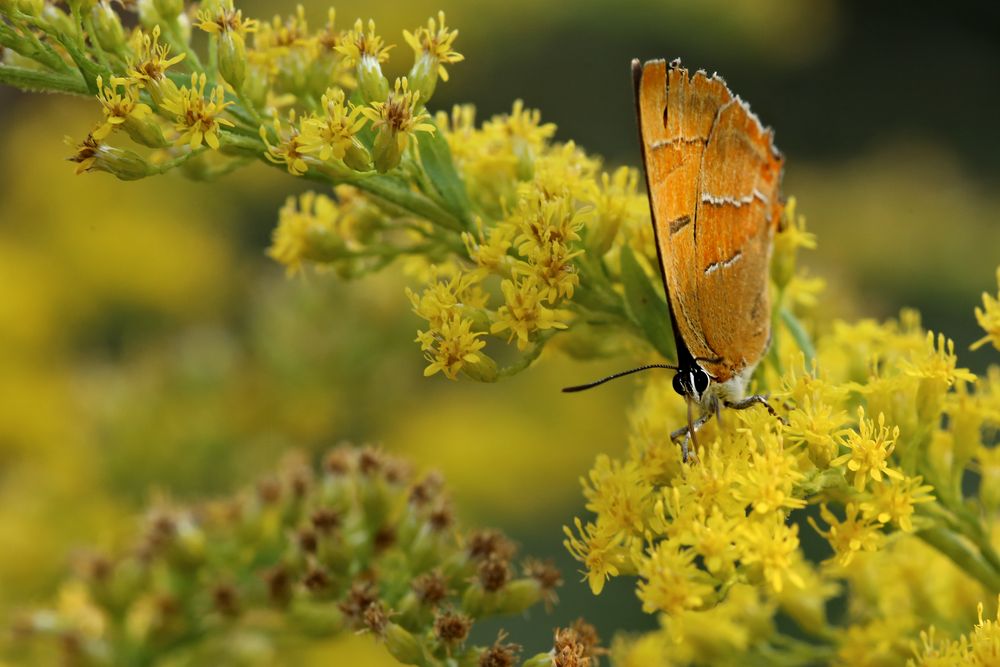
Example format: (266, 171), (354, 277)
(780, 307), (815, 365)
(620, 245), (676, 361)
(416, 121), (473, 229)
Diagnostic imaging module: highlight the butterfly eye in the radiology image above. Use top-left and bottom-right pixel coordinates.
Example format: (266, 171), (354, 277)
(671, 373), (686, 397)
(693, 369), (710, 394)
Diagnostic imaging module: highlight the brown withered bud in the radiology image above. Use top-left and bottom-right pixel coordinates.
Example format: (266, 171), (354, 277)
(263, 565), (292, 606)
(433, 610), (471, 646)
(479, 630), (521, 667)
(409, 470), (444, 508)
(303, 564), (331, 592)
(297, 528), (318, 554)
(324, 446), (354, 475)
(288, 466), (312, 498)
(373, 525), (396, 553)
(523, 557), (563, 609)
(338, 580), (380, 627)
(412, 570), (449, 607)
(310, 508), (341, 533)
(357, 446), (384, 476)
(138, 513), (177, 560)
(477, 554), (511, 592)
(256, 477), (282, 505)
(429, 503), (454, 532)
(362, 601), (389, 634)
(76, 552), (112, 583)
(382, 456), (411, 485)
(467, 529), (517, 562)
(212, 583), (240, 617)
(552, 620), (604, 667)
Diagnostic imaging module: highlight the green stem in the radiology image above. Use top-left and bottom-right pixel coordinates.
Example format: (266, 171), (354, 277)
(153, 147), (207, 174)
(0, 65), (87, 95)
(918, 525), (1000, 592)
(497, 332), (556, 379)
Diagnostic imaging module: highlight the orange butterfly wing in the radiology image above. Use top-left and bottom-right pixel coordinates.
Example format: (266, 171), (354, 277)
(634, 59), (783, 383)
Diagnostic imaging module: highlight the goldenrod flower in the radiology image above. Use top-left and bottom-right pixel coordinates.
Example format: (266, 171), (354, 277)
(563, 518), (625, 596)
(120, 25), (186, 106)
(196, 1), (258, 89)
(737, 517), (804, 593)
(93, 76), (161, 147)
(809, 503), (884, 567)
(831, 408), (904, 492)
(335, 18), (392, 66)
(636, 541), (712, 614)
(733, 441), (806, 515)
(195, 1), (258, 36)
(415, 317), (487, 380)
(859, 475), (934, 532)
(509, 189), (585, 302)
(462, 219), (516, 273)
(67, 133), (150, 180)
(581, 455), (651, 535)
(772, 197), (816, 289)
(491, 277), (570, 351)
(972, 267), (1000, 352)
(360, 78), (435, 172)
(160, 73), (234, 150)
(404, 11), (463, 101)
(404, 11), (463, 81)
(336, 18), (392, 103)
(261, 114), (308, 175)
(299, 88), (370, 170)
(268, 192), (330, 274)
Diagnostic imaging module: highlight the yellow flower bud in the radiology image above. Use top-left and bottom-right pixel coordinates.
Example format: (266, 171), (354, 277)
(408, 53), (439, 104)
(343, 139), (372, 172)
(217, 31), (247, 90)
(90, 1), (126, 52)
(153, 0), (183, 21)
(69, 136), (152, 181)
(461, 351), (498, 383)
(358, 55), (389, 105)
(492, 578), (542, 615)
(371, 126), (405, 173)
(383, 622), (427, 664)
(522, 654), (555, 667)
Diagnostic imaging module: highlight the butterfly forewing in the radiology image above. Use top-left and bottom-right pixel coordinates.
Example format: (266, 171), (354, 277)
(634, 59), (783, 383)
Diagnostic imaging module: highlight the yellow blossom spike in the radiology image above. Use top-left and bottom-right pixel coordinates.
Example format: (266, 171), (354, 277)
(404, 11), (464, 101)
(830, 408), (904, 492)
(195, 1), (259, 36)
(93, 75), (160, 147)
(298, 88), (370, 169)
(121, 25), (186, 107)
(261, 114), (308, 176)
(160, 73), (235, 151)
(971, 267), (1000, 352)
(359, 78), (435, 172)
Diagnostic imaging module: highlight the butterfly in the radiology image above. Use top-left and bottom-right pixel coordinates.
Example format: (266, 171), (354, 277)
(565, 58), (784, 461)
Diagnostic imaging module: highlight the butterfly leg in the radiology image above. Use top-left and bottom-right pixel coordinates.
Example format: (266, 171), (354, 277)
(670, 412), (714, 462)
(723, 394), (789, 425)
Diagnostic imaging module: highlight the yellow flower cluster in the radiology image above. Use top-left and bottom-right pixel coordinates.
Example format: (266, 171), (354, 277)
(570, 205), (1000, 664)
(910, 596), (1000, 666)
(268, 186), (385, 278)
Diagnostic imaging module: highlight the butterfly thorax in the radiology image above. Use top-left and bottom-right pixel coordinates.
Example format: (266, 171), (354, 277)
(672, 363), (755, 416)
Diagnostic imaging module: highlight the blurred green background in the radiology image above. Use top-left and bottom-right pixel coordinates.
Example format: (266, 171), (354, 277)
(1, 0), (998, 662)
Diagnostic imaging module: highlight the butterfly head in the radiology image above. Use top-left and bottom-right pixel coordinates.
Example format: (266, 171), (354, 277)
(671, 365), (711, 403)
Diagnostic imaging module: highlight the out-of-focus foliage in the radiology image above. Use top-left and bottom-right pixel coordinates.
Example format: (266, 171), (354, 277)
(8, 444), (587, 666)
